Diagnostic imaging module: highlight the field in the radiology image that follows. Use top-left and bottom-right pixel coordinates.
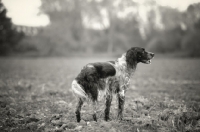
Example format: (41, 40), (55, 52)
(0, 57), (200, 132)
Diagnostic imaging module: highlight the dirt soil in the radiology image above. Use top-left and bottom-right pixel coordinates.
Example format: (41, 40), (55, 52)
(0, 57), (200, 132)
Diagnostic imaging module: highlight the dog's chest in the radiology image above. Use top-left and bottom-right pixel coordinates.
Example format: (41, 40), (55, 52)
(105, 63), (131, 92)
(98, 58), (132, 100)
(114, 61), (131, 87)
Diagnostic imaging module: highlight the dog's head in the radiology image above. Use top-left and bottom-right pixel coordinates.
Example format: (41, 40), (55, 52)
(126, 47), (154, 68)
(135, 47), (154, 64)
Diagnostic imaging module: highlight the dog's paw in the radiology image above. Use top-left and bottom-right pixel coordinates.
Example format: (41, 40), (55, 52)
(104, 116), (111, 122)
(117, 115), (123, 121)
(104, 118), (112, 122)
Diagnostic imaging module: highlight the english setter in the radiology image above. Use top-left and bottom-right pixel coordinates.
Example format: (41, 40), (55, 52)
(72, 47), (154, 122)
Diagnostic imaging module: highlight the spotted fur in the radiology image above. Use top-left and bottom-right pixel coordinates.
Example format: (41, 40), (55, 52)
(72, 47), (154, 122)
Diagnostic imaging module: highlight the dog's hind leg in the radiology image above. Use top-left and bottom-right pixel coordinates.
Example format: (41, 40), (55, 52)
(92, 101), (98, 122)
(75, 98), (84, 122)
(117, 90), (125, 120)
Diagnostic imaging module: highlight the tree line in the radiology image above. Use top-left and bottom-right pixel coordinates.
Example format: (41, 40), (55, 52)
(0, 1), (24, 55)
(1, 0), (200, 57)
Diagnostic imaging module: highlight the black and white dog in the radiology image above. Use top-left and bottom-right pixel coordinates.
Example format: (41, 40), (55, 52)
(72, 47), (154, 122)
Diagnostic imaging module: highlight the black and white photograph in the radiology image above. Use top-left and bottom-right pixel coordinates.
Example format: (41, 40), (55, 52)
(0, 0), (200, 131)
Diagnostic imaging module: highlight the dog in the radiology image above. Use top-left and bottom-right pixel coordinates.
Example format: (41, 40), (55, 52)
(72, 47), (154, 122)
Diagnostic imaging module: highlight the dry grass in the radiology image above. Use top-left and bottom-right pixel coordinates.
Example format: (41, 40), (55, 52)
(0, 57), (200, 132)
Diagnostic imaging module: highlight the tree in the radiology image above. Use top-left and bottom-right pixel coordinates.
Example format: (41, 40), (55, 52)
(0, 1), (24, 55)
(38, 0), (143, 54)
(180, 3), (200, 57)
(38, 0), (84, 55)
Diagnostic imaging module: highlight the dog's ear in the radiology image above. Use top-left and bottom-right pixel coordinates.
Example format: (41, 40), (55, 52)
(126, 48), (137, 69)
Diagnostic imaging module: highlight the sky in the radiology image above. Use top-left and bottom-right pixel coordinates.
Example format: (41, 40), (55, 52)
(2, 0), (200, 27)
(2, 0), (49, 27)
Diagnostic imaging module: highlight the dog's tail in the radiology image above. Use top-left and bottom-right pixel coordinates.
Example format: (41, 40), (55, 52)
(72, 80), (87, 99)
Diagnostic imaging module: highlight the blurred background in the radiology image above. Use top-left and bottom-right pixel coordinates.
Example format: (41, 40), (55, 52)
(1, 0), (200, 57)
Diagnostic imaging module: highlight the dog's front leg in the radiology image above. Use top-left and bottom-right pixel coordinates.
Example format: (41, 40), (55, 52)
(104, 93), (112, 121)
(117, 90), (125, 120)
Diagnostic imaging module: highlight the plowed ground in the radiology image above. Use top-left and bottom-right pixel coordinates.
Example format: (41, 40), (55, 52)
(0, 57), (200, 132)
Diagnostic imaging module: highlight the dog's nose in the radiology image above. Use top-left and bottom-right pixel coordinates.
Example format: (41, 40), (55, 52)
(151, 53), (155, 57)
